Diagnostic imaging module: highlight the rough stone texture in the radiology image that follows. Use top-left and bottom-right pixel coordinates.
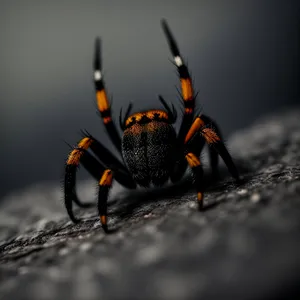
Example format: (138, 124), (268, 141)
(0, 108), (300, 300)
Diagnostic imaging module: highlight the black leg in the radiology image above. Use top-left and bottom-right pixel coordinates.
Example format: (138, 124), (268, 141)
(185, 115), (240, 182)
(203, 115), (222, 179)
(208, 147), (219, 180)
(161, 20), (198, 182)
(73, 150), (106, 208)
(65, 137), (105, 223)
(119, 103), (133, 130)
(98, 169), (113, 232)
(64, 135), (136, 224)
(187, 115), (224, 179)
(80, 150), (106, 181)
(94, 38), (122, 153)
(158, 95), (177, 123)
(209, 141), (239, 181)
(83, 131), (136, 188)
(161, 19), (196, 143)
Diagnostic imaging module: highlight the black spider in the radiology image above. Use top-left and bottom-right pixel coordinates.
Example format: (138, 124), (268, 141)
(64, 19), (240, 232)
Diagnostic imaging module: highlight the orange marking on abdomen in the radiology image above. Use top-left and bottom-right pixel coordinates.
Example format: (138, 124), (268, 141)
(125, 110), (168, 127)
(181, 78), (193, 101)
(96, 90), (110, 112)
(124, 123), (143, 136)
(185, 117), (205, 144)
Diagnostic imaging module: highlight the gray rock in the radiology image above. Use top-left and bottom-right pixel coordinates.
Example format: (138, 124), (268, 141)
(1, 108), (300, 300)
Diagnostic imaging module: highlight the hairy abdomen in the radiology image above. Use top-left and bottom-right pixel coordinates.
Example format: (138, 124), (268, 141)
(122, 121), (176, 187)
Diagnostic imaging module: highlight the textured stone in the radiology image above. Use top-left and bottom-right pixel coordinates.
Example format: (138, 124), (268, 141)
(0, 108), (300, 300)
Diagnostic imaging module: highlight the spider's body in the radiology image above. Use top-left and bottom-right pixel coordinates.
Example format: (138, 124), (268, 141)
(64, 20), (240, 232)
(122, 110), (176, 187)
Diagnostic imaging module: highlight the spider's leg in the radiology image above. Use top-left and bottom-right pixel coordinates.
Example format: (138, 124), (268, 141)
(161, 19), (196, 143)
(201, 115), (222, 179)
(185, 152), (205, 210)
(119, 103), (133, 130)
(158, 95), (177, 123)
(84, 132), (135, 188)
(65, 146), (105, 223)
(187, 115), (224, 179)
(94, 38), (122, 153)
(185, 116), (240, 181)
(65, 135), (136, 224)
(98, 169), (113, 232)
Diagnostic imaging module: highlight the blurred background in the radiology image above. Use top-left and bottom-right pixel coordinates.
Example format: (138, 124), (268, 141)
(0, 0), (299, 200)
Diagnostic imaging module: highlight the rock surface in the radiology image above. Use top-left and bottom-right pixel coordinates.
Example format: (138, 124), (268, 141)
(0, 108), (300, 300)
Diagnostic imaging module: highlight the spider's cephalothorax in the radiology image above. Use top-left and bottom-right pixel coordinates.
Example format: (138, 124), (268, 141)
(64, 20), (240, 232)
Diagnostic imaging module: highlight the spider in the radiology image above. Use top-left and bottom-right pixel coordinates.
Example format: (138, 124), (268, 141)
(64, 19), (240, 232)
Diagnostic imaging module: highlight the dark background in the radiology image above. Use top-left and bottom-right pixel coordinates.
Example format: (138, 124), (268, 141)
(0, 0), (299, 200)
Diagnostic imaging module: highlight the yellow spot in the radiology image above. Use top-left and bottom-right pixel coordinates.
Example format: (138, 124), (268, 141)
(181, 78), (193, 101)
(100, 215), (107, 225)
(124, 123), (143, 136)
(125, 110), (168, 127)
(96, 90), (110, 112)
(185, 152), (201, 168)
(185, 117), (205, 144)
(202, 128), (221, 144)
(67, 137), (93, 165)
(99, 169), (113, 186)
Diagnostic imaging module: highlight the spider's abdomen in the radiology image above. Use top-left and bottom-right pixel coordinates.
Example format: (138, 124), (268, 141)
(122, 119), (176, 187)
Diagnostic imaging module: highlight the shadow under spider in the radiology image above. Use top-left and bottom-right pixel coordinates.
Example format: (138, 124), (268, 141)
(108, 161), (250, 219)
(74, 161), (250, 232)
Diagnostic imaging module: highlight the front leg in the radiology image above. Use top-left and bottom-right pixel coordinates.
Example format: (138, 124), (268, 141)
(94, 38), (122, 153)
(161, 19), (196, 143)
(64, 133), (136, 225)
